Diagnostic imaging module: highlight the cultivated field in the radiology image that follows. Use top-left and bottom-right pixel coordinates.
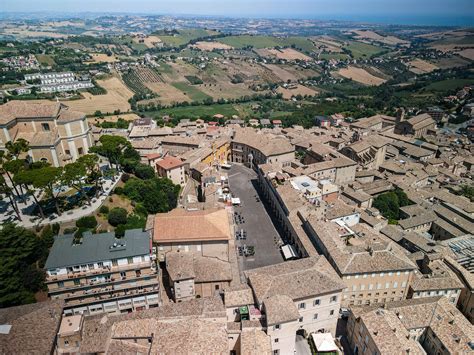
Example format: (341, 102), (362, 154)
(337, 66), (386, 86)
(190, 41), (233, 51)
(263, 63), (319, 82)
(64, 77), (133, 114)
(277, 84), (318, 99)
(408, 59), (439, 74)
(433, 56), (471, 69)
(266, 48), (312, 61)
(89, 53), (119, 63)
(88, 113), (140, 125)
(458, 48), (474, 61)
(352, 30), (410, 46)
(133, 35), (162, 48)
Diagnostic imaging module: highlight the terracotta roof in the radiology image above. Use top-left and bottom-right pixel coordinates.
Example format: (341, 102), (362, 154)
(0, 300), (64, 355)
(224, 284), (255, 308)
(0, 101), (85, 125)
(263, 295), (300, 326)
(166, 251), (232, 283)
(153, 208), (231, 243)
(240, 328), (272, 355)
(156, 156), (184, 170)
(79, 296), (226, 353)
(245, 256), (345, 305)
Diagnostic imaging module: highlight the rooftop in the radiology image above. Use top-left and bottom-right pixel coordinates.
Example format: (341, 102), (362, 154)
(166, 251), (232, 283)
(0, 300), (64, 354)
(45, 229), (150, 270)
(153, 208), (231, 243)
(156, 156), (184, 170)
(245, 256), (345, 305)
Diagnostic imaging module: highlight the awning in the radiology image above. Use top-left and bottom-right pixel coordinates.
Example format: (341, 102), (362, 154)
(231, 198), (241, 205)
(311, 333), (338, 352)
(281, 244), (297, 260)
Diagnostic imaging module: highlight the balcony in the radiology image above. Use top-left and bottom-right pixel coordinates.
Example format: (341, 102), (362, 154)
(49, 272), (158, 297)
(47, 261), (155, 283)
(63, 279), (160, 307)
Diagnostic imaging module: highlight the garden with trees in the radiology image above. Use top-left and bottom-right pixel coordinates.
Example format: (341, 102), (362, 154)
(373, 188), (412, 224)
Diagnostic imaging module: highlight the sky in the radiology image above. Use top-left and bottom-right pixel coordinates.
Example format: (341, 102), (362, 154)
(2, 0), (473, 26)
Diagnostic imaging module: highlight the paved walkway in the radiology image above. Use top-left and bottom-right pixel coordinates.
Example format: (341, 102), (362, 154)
(1, 174), (121, 228)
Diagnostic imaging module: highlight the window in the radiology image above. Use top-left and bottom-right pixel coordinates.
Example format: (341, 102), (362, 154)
(377, 283), (382, 290)
(41, 123), (50, 131)
(120, 272), (126, 278)
(273, 350), (280, 355)
(352, 285), (357, 291)
(330, 310), (335, 316)
(88, 264), (95, 270)
(380, 272), (384, 277)
(360, 285), (365, 291)
(274, 338), (279, 343)
(64, 340), (69, 347)
(298, 302), (306, 309)
(369, 284), (373, 290)
(78, 147), (84, 155)
(112, 259), (118, 267)
(58, 281), (64, 288)
(273, 324), (280, 330)
(388, 272), (393, 276)
(74, 279), (80, 286)
(397, 271), (401, 276)
(215, 285), (220, 290)
(346, 276), (351, 280)
(355, 275), (359, 279)
(98, 262), (103, 267)
(393, 282), (398, 288)
(402, 281), (407, 287)
(127, 257), (133, 264)
(371, 273), (376, 278)
(299, 317), (303, 323)
(385, 283), (390, 289)
(314, 299), (320, 306)
(313, 313), (318, 320)
(330, 296), (337, 303)
(363, 274), (367, 278)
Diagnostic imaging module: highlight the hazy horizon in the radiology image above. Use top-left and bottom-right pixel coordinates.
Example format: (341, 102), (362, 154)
(1, 0), (473, 26)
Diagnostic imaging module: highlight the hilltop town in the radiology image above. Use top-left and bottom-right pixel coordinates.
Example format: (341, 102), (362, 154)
(0, 13), (474, 355)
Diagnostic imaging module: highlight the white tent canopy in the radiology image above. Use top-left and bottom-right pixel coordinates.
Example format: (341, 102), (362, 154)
(311, 333), (339, 352)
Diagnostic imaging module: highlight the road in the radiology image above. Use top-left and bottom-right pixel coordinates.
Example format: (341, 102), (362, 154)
(228, 164), (284, 271)
(295, 334), (311, 355)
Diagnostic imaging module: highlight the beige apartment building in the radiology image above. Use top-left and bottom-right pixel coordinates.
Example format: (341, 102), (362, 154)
(155, 155), (186, 186)
(165, 250), (232, 301)
(0, 101), (92, 166)
(152, 208), (231, 262)
(245, 256), (346, 355)
(231, 127), (294, 166)
(347, 297), (474, 354)
(302, 219), (416, 306)
(44, 229), (160, 316)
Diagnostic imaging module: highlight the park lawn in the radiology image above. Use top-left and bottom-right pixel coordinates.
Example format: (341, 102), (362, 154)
(150, 103), (239, 119)
(422, 78), (474, 92)
(36, 54), (55, 66)
(171, 82), (212, 102)
(343, 41), (385, 59)
(218, 35), (283, 49)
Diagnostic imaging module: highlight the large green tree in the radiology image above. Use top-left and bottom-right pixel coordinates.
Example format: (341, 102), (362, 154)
(29, 166), (63, 216)
(62, 161), (91, 205)
(90, 135), (131, 169)
(0, 224), (46, 307)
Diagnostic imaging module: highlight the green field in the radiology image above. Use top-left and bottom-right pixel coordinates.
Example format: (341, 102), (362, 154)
(157, 29), (219, 47)
(319, 52), (349, 60)
(114, 36), (148, 52)
(218, 35), (318, 51)
(171, 82), (211, 102)
(423, 78), (474, 92)
(36, 54), (55, 66)
(149, 103), (239, 119)
(344, 41), (385, 59)
(219, 35), (284, 49)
